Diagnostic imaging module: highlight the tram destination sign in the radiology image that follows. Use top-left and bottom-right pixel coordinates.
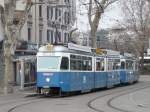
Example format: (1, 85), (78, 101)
(68, 43), (91, 53)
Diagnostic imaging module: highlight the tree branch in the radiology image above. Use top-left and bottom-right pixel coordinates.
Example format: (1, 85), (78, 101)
(0, 5), (5, 28)
(94, 0), (104, 13)
(104, 0), (118, 9)
(18, 0), (33, 31)
(88, 0), (93, 28)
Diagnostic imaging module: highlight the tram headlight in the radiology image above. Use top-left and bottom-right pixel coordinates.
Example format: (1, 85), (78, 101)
(46, 78), (50, 82)
(130, 71), (133, 74)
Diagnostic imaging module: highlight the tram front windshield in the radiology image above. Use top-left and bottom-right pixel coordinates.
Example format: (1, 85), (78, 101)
(37, 56), (60, 70)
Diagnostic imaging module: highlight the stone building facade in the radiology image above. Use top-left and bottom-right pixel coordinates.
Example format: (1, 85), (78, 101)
(20, 0), (76, 45)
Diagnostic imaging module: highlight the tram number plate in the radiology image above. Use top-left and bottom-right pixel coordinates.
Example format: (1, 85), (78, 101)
(43, 86), (49, 88)
(43, 73), (53, 76)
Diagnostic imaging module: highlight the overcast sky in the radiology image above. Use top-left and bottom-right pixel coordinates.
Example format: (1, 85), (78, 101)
(0, 0), (3, 7)
(76, 0), (123, 32)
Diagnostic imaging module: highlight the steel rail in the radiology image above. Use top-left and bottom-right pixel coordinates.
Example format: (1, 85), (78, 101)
(87, 82), (150, 112)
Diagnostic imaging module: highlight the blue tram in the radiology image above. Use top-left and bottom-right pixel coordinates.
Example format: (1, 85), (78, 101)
(36, 43), (139, 95)
(120, 53), (139, 84)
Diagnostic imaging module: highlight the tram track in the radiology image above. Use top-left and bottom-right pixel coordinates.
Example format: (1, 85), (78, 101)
(6, 81), (150, 112)
(7, 98), (44, 112)
(0, 95), (39, 107)
(0, 93), (51, 112)
(87, 81), (150, 112)
(107, 85), (150, 112)
(6, 95), (63, 112)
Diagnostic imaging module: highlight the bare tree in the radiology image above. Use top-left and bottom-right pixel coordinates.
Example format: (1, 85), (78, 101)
(121, 0), (150, 71)
(85, 0), (118, 48)
(0, 0), (32, 94)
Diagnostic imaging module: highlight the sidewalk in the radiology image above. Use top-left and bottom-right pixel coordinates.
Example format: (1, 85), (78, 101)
(0, 86), (38, 112)
(0, 86), (37, 101)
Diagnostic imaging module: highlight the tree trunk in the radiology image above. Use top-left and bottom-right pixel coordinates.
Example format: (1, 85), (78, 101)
(0, 49), (4, 94)
(3, 40), (14, 94)
(140, 53), (144, 73)
(114, 39), (118, 51)
(91, 30), (97, 48)
(139, 44), (145, 73)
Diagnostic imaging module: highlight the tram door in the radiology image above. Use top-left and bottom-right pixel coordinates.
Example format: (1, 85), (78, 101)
(81, 56), (93, 92)
(95, 57), (106, 88)
(120, 60), (127, 83)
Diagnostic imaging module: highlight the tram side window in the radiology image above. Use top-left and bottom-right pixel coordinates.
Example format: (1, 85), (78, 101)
(136, 62), (139, 70)
(82, 57), (92, 71)
(70, 59), (76, 70)
(77, 60), (82, 70)
(108, 59), (113, 70)
(60, 57), (69, 70)
(129, 61), (133, 70)
(70, 55), (82, 70)
(70, 55), (92, 71)
(126, 61), (133, 70)
(126, 62), (129, 69)
(96, 59), (104, 71)
(113, 59), (120, 70)
(96, 62), (100, 71)
(88, 60), (92, 71)
(82, 60), (87, 70)
(121, 61), (125, 69)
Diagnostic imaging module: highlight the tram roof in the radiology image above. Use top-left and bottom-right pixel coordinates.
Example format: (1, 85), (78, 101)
(37, 43), (93, 55)
(37, 43), (136, 59)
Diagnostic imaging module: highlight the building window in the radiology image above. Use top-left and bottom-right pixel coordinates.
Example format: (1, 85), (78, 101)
(59, 10), (61, 22)
(28, 28), (31, 41)
(47, 7), (53, 20)
(55, 8), (58, 20)
(57, 32), (61, 43)
(51, 8), (53, 19)
(39, 5), (42, 17)
(64, 0), (70, 3)
(64, 33), (69, 43)
(64, 12), (70, 24)
(67, 34), (70, 42)
(47, 30), (54, 44)
(64, 12), (67, 24)
(51, 31), (53, 44)
(47, 30), (50, 42)
(67, 13), (70, 24)
(64, 33), (67, 43)
(47, 6), (49, 19)
(55, 8), (61, 21)
(39, 30), (42, 43)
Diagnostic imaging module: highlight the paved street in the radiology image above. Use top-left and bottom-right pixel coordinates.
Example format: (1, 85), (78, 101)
(0, 75), (150, 112)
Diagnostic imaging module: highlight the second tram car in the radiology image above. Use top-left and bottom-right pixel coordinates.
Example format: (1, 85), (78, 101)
(36, 43), (139, 95)
(120, 53), (139, 84)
